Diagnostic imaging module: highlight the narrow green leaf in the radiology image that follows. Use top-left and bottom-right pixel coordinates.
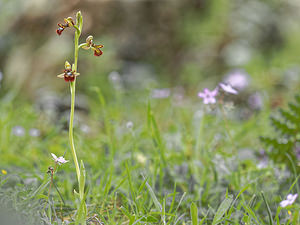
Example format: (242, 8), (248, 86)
(126, 162), (136, 200)
(167, 183), (177, 214)
(147, 100), (152, 130)
(30, 176), (51, 199)
(261, 192), (273, 225)
(212, 195), (233, 225)
(199, 214), (208, 225)
(190, 202), (198, 225)
(241, 202), (261, 225)
(79, 160), (86, 200)
(144, 177), (162, 211)
(75, 187), (89, 225)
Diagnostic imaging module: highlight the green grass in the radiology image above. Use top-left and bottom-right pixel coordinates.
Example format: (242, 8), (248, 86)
(0, 80), (299, 224)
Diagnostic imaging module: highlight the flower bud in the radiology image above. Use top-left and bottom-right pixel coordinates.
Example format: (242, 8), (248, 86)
(76, 11), (83, 31)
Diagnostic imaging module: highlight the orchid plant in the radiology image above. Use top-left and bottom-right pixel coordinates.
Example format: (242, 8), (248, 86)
(55, 11), (103, 225)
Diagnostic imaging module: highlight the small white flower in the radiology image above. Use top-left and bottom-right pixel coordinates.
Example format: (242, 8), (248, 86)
(51, 153), (69, 165)
(12, 126), (25, 137)
(136, 153), (147, 165)
(29, 128), (41, 137)
(126, 121), (134, 129)
(280, 194), (298, 207)
(80, 124), (90, 134)
(219, 83), (238, 95)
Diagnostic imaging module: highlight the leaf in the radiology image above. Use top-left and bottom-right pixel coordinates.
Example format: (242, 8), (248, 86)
(190, 202), (198, 225)
(79, 160), (86, 199)
(75, 187), (89, 225)
(261, 192), (273, 225)
(241, 202), (261, 225)
(143, 176), (162, 212)
(212, 195), (233, 225)
(30, 177), (51, 198)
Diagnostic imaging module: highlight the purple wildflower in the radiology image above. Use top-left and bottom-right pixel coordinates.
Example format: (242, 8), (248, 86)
(224, 70), (249, 90)
(280, 194), (298, 207)
(219, 83), (238, 95)
(51, 153), (69, 165)
(248, 92), (263, 110)
(198, 88), (218, 104)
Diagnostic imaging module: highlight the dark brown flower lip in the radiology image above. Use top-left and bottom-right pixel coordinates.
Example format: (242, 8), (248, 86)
(57, 62), (80, 82)
(93, 48), (103, 56)
(56, 23), (68, 35)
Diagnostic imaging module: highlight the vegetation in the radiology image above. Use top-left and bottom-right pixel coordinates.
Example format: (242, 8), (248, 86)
(0, 0), (300, 224)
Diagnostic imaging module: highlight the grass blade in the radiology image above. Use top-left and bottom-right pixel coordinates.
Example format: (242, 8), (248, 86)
(190, 202), (198, 225)
(212, 195), (233, 225)
(261, 192), (273, 225)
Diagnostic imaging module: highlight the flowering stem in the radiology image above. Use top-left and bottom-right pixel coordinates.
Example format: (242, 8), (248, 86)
(69, 25), (81, 184)
(196, 109), (205, 154)
(220, 104), (237, 154)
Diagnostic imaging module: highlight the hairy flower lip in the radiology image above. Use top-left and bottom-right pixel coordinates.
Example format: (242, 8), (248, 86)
(93, 48), (103, 56)
(57, 69), (80, 82)
(56, 27), (64, 35)
(56, 23), (68, 35)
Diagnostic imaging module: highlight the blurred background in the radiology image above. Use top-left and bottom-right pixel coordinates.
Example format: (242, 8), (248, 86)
(1, 0), (300, 96)
(0, 0), (300, 169)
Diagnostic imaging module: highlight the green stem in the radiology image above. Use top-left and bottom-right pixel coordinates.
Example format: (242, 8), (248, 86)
(220, 104), (237, 154)
(69, 29), (81, 184)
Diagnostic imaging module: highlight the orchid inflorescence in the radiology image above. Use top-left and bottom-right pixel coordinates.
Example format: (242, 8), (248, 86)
(56, 14), (103, 82)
